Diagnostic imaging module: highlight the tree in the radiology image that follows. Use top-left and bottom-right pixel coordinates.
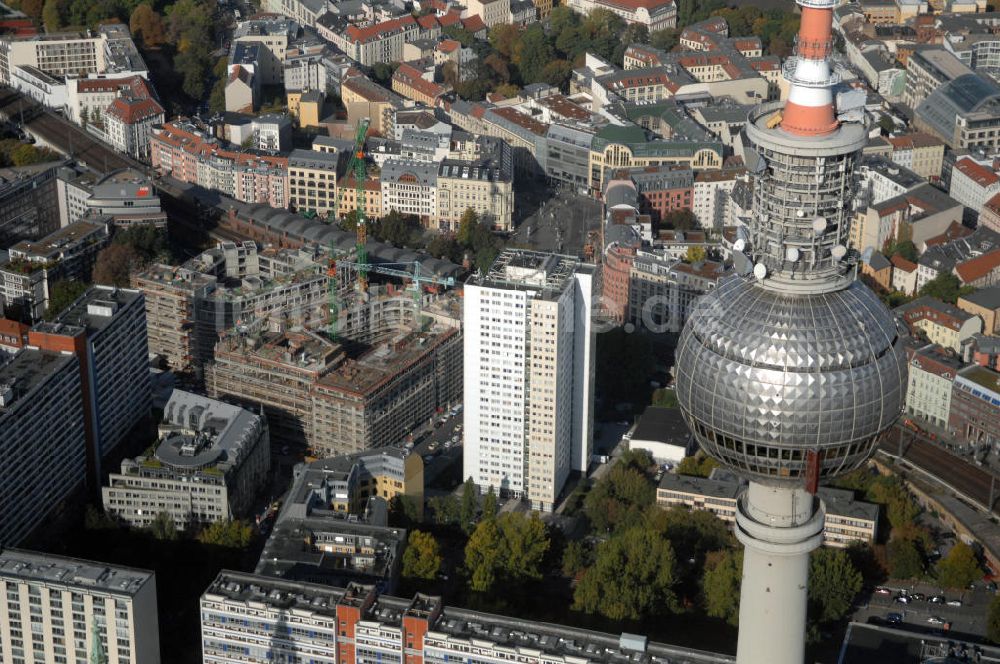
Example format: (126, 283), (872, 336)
(175, 47), (211, 99)
(465, 512), (550, 592)
(371, 62), (398, 86)
(42, 0), (61, 32)
(651, 388), (679, 408)
(402, 530), (442, 580)
(663, 209), (698, 231)
(388, 495), (421, 527)
(919, 273), (973, 305)
(573, 527), (677, 620)
(685, 246), (706, 263)
(457, 208), (479, 246)
(936, 541), (981, 589)
(45, 280), (88, 321)
(93, 244), (141, 287)
(428, 495), (461, 526)
(583, 460), (655, 533)
(20, 0), (43, 19)
(493, 83), (520, 99)
(885, 239), (918, 263)
(460, 477), (478, 533)
(878, 114), (896, 135)
(465, 517), (502, 591)
(197, 520), (253, 548)
(886, 537), (924, 579)
(482, 486), (498, 521)
(702, 549), (742, 625)
(488, 24), (520, 59)
(514, 24), (553, 84)
(650, 28), (678, 51)
(647, 507), (733, 565)
(561, 539), (590, 577)
(209, 78), (227, 114)
(809, 547), (863, 624)
(149, 511), (178, 540)
(540, 59), (573, 89)
(130, 3), (166, 48)
(676, 453), (719, 478)
(987, 595), (1000, 644)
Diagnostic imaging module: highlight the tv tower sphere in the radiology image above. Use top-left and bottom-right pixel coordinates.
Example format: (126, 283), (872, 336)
(673, 0), (907, 662)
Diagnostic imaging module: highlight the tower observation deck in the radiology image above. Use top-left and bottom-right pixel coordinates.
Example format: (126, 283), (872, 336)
(673, 0), (908, 663)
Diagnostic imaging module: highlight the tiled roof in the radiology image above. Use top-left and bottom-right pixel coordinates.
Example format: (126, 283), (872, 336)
(106, 95), (164, 124)
(955, 157), (1000, 188)
(345, 15), (417, 44)
(955, 248), (1000, 283)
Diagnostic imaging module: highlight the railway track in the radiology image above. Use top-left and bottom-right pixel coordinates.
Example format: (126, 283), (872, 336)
(880, 427), (998, 512)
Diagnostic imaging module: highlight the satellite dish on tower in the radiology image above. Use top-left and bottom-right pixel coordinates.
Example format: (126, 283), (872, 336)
(786, 247), (800, 262)
(812, 217), (826, 233)
(831, 245), (847, 260)
(753, 263), (767, 280)
(733, 238), (746, 252)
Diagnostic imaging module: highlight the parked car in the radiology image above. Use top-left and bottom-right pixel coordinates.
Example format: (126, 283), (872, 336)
(910, 593), (925, 601)
(927, 616), (945, 625)
(874, 587), (892, 596)
(895, 596), (911, 604)
(929, 595), (945, 604)
(946, 599), (963, 607)
(886, 612), (903, 624)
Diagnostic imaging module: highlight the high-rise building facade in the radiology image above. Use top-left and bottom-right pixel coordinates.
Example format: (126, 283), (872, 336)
(29, 285), (151, 483)
(0, 348), (87, 545)
(674, 1), (907, 663)
(463, 250), (595, 511)
(0, 549), (160, 664)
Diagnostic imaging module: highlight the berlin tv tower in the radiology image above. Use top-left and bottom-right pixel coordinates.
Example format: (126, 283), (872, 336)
(674, 1), (907, 663)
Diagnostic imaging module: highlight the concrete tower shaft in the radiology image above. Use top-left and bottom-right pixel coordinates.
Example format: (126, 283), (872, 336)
(781, 0), (840, 137)
(673, 0), (907, 661)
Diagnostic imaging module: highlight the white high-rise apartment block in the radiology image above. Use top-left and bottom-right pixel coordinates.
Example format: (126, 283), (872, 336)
(0, 549), (160, 664)
(463, 250), (595, 512)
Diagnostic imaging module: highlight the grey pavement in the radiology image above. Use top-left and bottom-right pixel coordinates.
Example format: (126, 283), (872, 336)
(855, 581), (995, 638)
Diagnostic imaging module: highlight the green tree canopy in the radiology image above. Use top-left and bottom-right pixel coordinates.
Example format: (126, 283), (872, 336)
(809, 547), (863, 624)
(197, 520), (252, 548)
(460, 477), (478, 534)
(988, 595), (1000, 644)
(583, 457), (655, 533)
(936, 541), (981, 589)
(45, 280), (88, 321)
(402, 530), (442, 580)
(573, 527), (677, 620)
(482, 486), (498, 522)
(93, 244), (141, 288)
(149, 511), (178, 541)
(702, 549), (742, 625)
(647, 506), (733, 566)
(919, 273), (973, 305)
(561, 539), (591, 578)
(465, 512), (550, 592)
(676, 453), (719, 478)
(886, 537), (924, 580)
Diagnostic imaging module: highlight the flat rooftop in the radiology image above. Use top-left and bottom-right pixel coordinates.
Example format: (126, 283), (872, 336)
(8, 219), (107, 259)
(0, 549), (152, 597)
(317, 325), (458, 398)
(36, 285), (142, 337)
(0, 348), (75, 415)
(152, 389), (261, 470)
(472, 249), (586, 298)
(204, 571), (734, 663)
(632, 406), (692, 446)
